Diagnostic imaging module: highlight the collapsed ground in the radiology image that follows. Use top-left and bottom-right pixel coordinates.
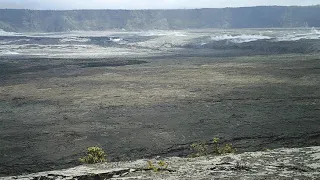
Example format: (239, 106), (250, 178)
(0, 52), (319, 176)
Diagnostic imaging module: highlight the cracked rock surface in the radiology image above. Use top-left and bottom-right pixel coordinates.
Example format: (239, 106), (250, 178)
(1, 146), (320, 180)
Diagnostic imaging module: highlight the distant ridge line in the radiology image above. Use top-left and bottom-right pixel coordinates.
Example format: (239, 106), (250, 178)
(0, 6), (319, 32)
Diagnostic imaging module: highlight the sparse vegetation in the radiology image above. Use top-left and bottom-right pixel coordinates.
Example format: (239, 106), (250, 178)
(212, 137), (237, 155)
(190, 142), (209, 157)
(147, 160), (169, 172)
(79, 146), (106, 164)
(263, 148), (271, 151)
(212, 137), (220, 154)
(216, 144), (237, 155)
(190, 137), (237, 157)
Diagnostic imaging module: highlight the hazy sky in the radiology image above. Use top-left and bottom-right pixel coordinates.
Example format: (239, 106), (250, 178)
(0, 0), (319, 9)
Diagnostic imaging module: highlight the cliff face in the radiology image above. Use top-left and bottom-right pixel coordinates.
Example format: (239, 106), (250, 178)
(0, 6), (320, 32)
(2, 146), (320, 180)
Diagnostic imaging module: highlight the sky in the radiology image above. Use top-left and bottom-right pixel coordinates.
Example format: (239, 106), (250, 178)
(0, 0), (319, 10)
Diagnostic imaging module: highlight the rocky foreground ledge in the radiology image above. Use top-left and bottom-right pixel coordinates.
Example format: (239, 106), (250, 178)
(1, 146), (320, 180)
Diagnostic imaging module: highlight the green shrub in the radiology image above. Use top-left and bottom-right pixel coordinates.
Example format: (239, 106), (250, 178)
(219, 143), (237, 154)
(190, 141), (209, 157)
(147, 160), (169, 172)
(190, 137), (237, 157)
(79, 146), (106, 164)
(212, 137), (220, 154)
(147, 160), (158, 172)
(212, 138), (236, 155)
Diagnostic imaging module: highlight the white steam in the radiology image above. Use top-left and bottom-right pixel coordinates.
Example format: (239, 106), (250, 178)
(0, 29), (17, 36)
(210, 34), (272, 43)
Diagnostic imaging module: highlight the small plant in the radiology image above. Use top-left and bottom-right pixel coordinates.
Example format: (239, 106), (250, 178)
(212, 137), (220, 154)
(147, 160), (169, 172)
(147, 160), (159, 172)
(79, 146), (106, 164)
(158, 160), (169, 169)
(190, 141), (209, 157)
(212, 137), (237, 155)
(189, 137), (237, 158)
(220, 143), (237, 154)
(262, 147), (271, 151)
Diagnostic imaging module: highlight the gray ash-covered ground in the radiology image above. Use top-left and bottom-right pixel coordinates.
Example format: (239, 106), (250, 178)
(0, 29), (320, 176)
